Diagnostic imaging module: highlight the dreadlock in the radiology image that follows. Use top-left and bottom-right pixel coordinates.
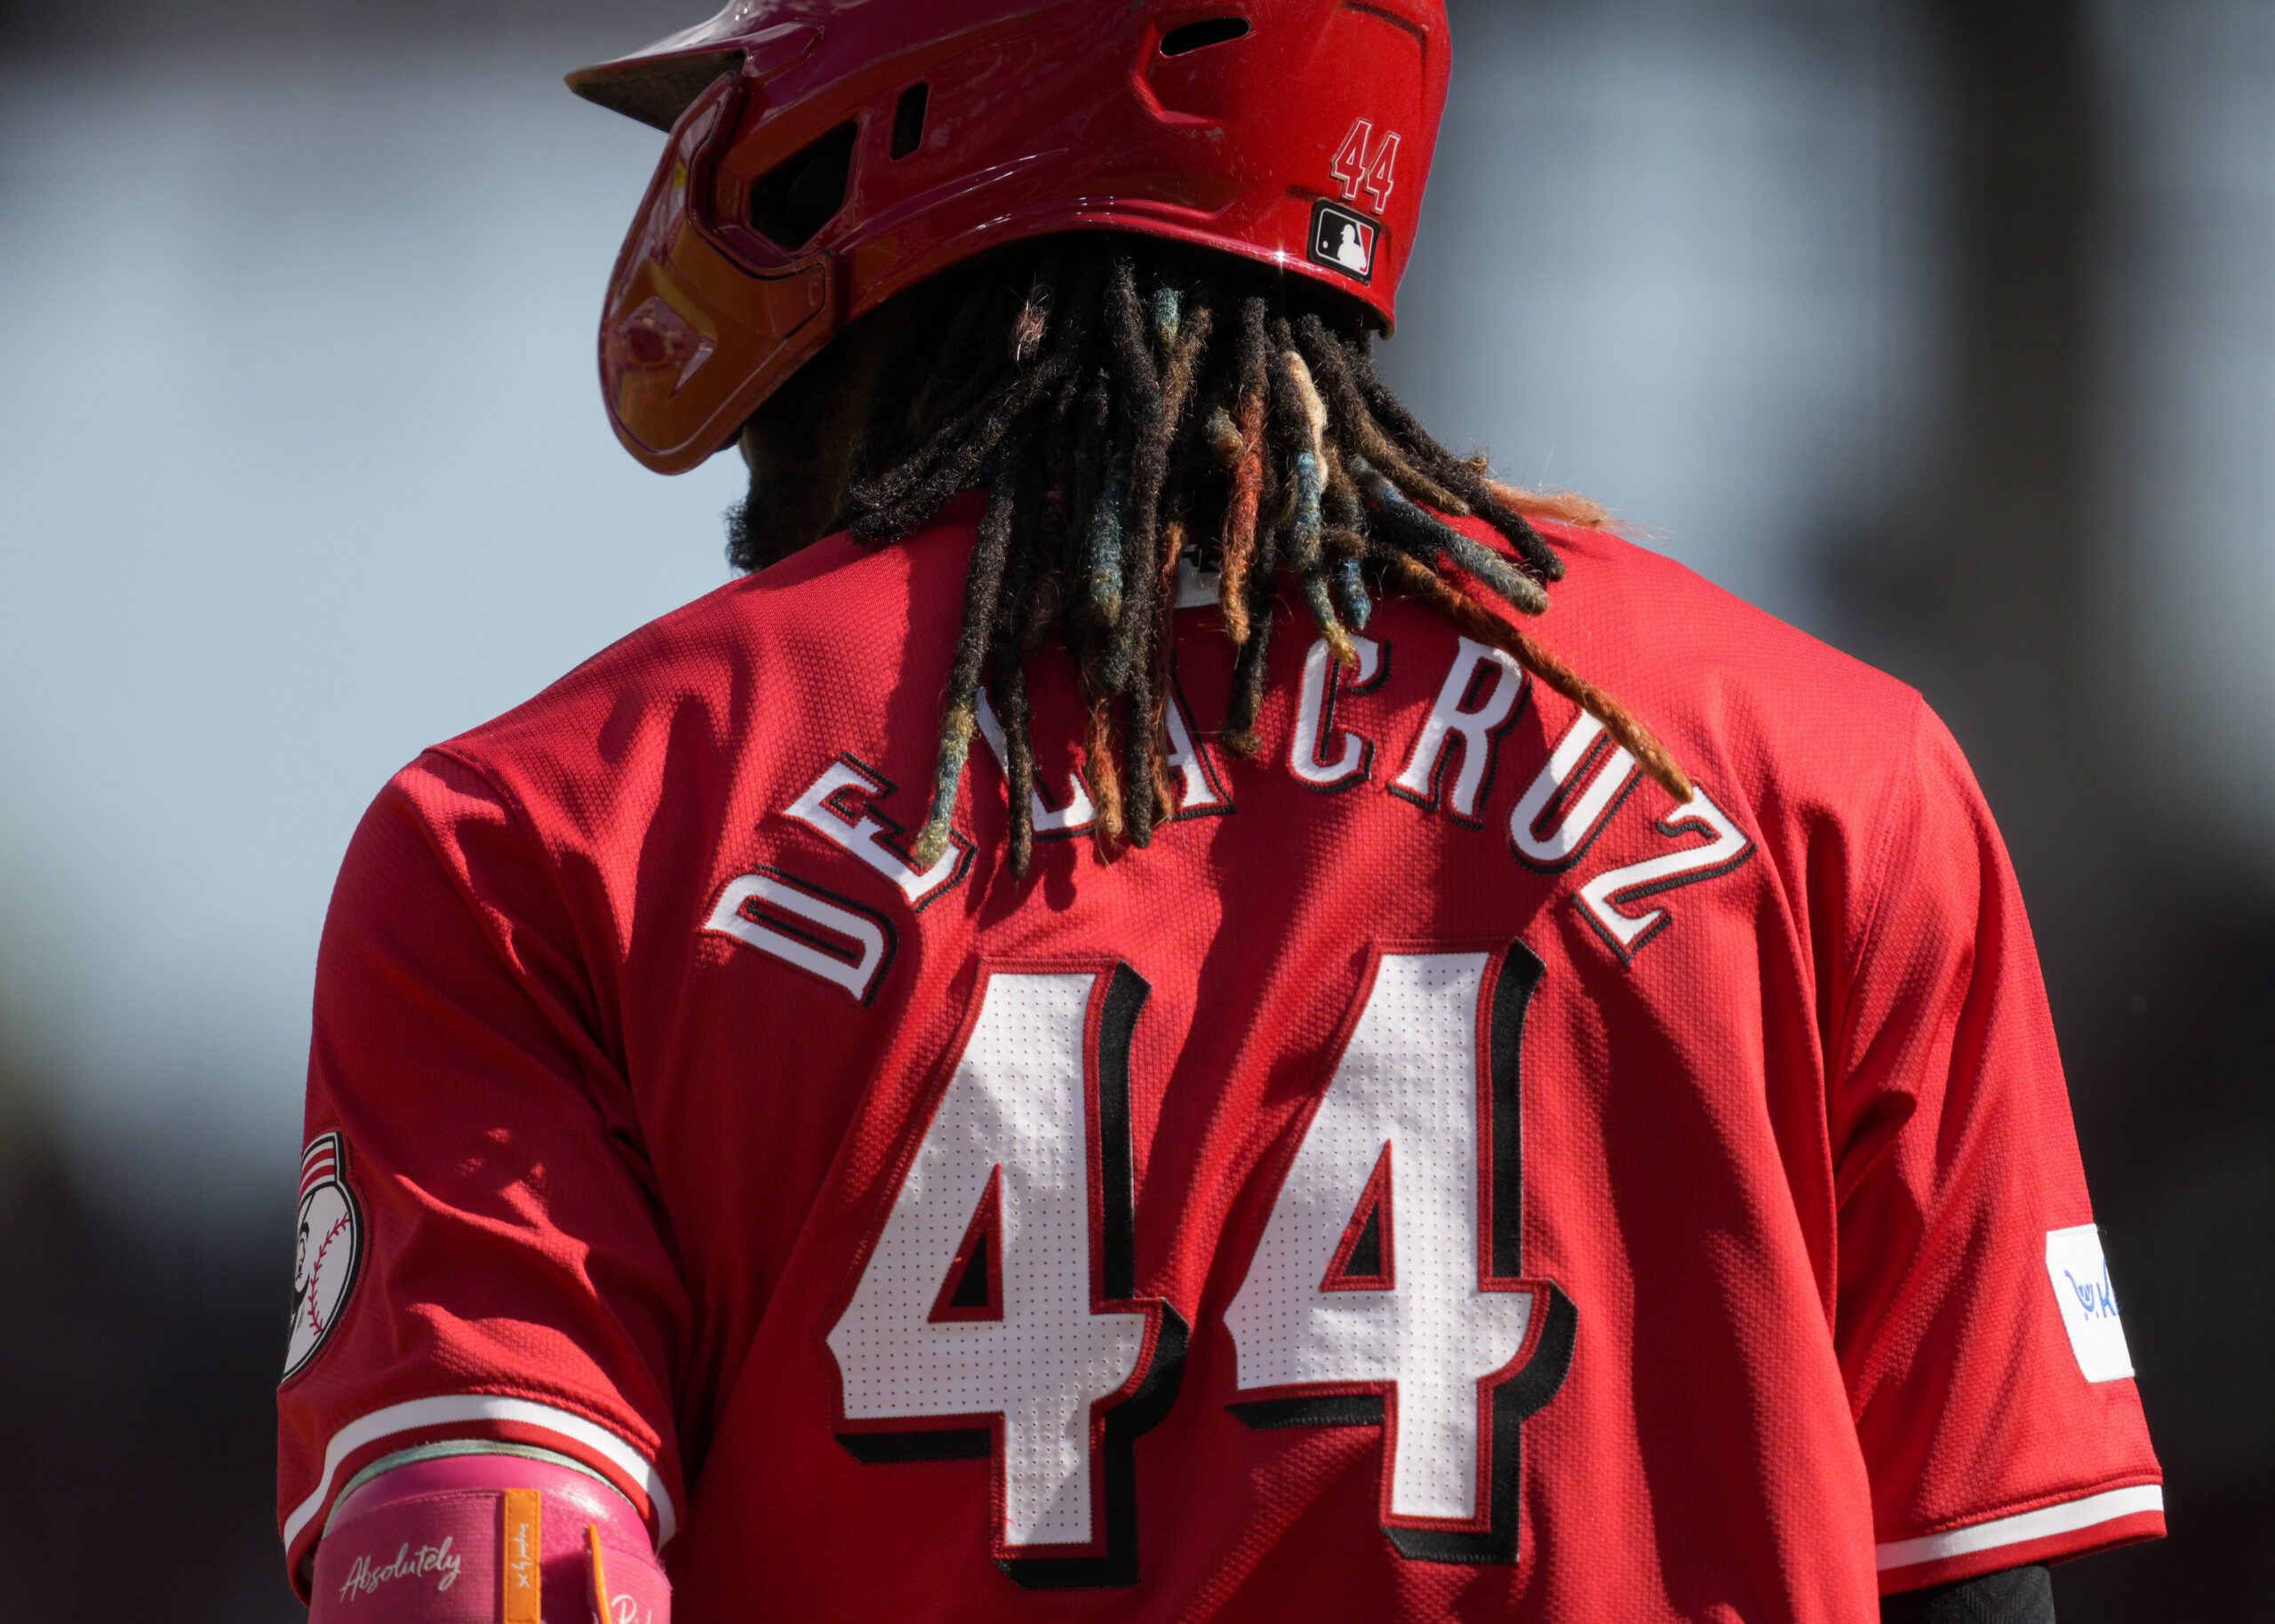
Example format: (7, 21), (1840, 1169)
(730, 237), (1690, 876)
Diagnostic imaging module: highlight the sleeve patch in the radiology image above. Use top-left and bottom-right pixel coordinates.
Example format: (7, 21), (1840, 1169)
(2043, 1224), (2135, 1383)
(283, 1133), (363, 1383)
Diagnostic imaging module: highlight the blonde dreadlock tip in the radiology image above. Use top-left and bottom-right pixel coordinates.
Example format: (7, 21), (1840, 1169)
(1089, 789), (1125, 850)
(1282, 349), (1329, 450)
(1206, 408), (1244, 467)
(910, 820), (952, 868)
(912, 704), (978, 869)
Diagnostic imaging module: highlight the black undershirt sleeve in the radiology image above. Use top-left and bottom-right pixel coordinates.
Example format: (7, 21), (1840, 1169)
(1880, 1564), (2055, 1624)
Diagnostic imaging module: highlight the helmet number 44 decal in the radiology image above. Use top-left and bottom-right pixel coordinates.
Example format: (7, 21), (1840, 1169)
(1331, 119), (1401, 213)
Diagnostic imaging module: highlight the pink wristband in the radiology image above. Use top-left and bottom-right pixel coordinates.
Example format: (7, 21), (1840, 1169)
(310, 1455), (670, 1623)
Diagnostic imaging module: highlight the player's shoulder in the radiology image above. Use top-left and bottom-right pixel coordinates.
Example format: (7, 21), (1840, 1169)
(1529, 516), (1937, 845)
(1545, 517), (1925, 733)
(419, 498), (985, 806)
(1539, 517), (1919, 718)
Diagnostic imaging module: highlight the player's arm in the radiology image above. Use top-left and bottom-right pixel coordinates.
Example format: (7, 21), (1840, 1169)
(1881, 1565), (2054, 1623)
(277, 751), (692, 1606)
(1832, 699), (2161, 1596)
(306, 1448), (668, 1621)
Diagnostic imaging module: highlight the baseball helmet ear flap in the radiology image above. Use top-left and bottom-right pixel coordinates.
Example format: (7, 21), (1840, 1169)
(595, 62), (849, 474)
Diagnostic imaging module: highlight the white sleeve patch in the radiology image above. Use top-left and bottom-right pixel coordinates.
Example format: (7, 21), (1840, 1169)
(2044, 1224), (2135, 1382)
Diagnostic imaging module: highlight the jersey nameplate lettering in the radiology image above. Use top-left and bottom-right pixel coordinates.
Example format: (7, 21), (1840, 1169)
(706, 867), (896, 1004)
(730, 629), (1756, 1006)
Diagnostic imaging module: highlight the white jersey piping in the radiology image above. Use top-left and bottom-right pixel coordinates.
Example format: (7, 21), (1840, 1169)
(1875, 1484), (2163, 1572)
(281, 1393), (675, 1555)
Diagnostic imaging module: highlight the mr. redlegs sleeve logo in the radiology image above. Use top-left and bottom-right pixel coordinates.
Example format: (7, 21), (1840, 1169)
(283, 1132), (363, 1382)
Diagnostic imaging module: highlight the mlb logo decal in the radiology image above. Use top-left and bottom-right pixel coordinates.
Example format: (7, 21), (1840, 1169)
(1310, 199), (1380, 285)
(283, 1131), (363, 1382)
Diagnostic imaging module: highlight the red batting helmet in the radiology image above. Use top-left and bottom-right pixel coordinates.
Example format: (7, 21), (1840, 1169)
(569, 1), (1453, 474)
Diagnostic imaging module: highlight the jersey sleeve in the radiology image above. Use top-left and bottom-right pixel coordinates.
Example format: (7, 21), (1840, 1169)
(275, 750), (691, 1596)
(1831, 701), (2162, 1593)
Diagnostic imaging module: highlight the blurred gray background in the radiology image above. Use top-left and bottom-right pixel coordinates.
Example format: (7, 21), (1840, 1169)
(0, 0), (2265, 1616)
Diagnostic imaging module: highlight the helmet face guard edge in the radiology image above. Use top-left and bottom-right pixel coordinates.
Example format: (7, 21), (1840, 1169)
(571, 1), (1451, 474)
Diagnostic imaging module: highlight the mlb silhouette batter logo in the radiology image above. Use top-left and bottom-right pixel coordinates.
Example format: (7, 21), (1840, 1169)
(283, 1131), (363, 1381)
(1310, 198), (1379, 283)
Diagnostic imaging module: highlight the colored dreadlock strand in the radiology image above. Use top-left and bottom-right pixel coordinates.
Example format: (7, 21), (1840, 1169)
(1084, 456), (1129, 626)
(1086, 696), (1125, 848)
(736, 238), (1690, 871)
(1145, 516), (1189, 824)
(1223, 476), (1283, 756)
(1477, 463), (1615, 530)
(1353, 456), (1550, 617)
(1215, 299), (1272, 646)
(1323, 320), (1571, 583)
(1275, 350), (1353, 665)
(990, 450), (1048, 876)
(1099, 261), (1168, 841)
(1289, 315), (1472, 520)
(1375, 549), (1693, 804)
(911, 442), (1026, 865)
(1144, 306), (1214, 824)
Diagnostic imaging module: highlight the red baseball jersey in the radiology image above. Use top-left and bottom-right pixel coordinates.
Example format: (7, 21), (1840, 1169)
(278, 498), (2162, 1620)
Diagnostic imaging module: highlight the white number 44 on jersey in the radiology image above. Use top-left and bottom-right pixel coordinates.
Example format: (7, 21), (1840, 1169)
(1225, 948), (1574, 1564)
(826, 965), (1185, 1588)
(825, 948), (1573, 1585)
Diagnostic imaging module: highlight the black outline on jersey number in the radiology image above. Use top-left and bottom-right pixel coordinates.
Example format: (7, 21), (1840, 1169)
(827, 962), (1188, 1589)
(1227, 943), (1577, 1565)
